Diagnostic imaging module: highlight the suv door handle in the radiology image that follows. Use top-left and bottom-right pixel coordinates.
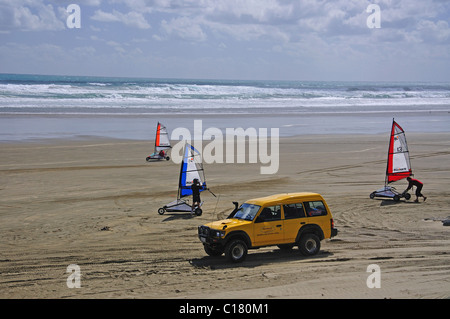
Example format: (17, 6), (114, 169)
(276, 225), (282, 227)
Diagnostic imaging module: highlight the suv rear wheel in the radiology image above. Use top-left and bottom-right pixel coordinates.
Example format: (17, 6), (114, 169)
(225, 239), (248, 263)
(298, 233), (321, 256)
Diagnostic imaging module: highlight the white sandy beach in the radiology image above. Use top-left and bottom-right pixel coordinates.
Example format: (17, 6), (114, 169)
(0, 132), (449, 299)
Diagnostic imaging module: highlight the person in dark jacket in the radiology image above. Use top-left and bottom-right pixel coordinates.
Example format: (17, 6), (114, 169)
(191, 178), (203, 213)
(405, 177), (427, 203)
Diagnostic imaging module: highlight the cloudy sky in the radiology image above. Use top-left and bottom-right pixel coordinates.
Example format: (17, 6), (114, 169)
(1, 0), (449, 81)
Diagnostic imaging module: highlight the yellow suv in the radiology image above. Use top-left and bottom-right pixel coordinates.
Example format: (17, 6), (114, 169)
(198, 193), (338, 262)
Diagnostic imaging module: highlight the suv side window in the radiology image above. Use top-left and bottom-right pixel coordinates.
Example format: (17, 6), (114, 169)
(304, 201), (328, 217)
(283, 203), (306, 219)
(257, 205), (281, 222)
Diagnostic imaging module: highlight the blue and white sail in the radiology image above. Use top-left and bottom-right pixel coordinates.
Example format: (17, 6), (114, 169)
(179, 143), (207, 198)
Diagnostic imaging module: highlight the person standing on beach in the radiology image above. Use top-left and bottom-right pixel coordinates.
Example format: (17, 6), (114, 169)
(191, 178), (203, 214)
(405, 177), (427, 203)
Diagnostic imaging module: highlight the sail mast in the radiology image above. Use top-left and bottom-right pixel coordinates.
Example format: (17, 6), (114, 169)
(177, 143), (185, 200)
(385, 118), (395, 186)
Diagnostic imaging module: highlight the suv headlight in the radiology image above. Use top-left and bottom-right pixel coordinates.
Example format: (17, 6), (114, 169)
(212, 230), (226, 238)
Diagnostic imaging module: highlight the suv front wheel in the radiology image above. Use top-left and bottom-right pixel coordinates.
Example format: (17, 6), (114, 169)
(204, 245), (223, 257)
(298, 233), (321, 256)
(225, 239), (248, 263)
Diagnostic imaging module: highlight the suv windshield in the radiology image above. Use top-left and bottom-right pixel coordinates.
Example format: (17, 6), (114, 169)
(233, 203), (261, 221)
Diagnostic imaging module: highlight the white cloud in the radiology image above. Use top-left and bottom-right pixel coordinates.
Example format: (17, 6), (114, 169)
(90, 10), (120, 23)
(91, 9), (151, 29)
(161, 16), (206, 41)
(0, 0), (65, 31)
(204, 0), (294, 23)
(417, 19), (450, 43)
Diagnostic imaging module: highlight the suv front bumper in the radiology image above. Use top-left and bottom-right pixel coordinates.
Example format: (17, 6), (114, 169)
(198, 225), (226, 247)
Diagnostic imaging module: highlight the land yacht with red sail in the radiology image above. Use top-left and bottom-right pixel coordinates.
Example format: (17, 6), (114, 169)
(370, 119), (413, 201)
(146, 122), (172, 161)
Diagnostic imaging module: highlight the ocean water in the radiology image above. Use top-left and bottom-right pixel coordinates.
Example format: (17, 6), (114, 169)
(0, 73), (449, 141)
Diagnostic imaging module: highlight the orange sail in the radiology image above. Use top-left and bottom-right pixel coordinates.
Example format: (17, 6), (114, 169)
(155, 122), (171, 152)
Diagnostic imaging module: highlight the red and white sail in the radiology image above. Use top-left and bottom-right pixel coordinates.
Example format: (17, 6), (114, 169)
(386, 119), (412, 184)
(155, 122), (171, 152)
